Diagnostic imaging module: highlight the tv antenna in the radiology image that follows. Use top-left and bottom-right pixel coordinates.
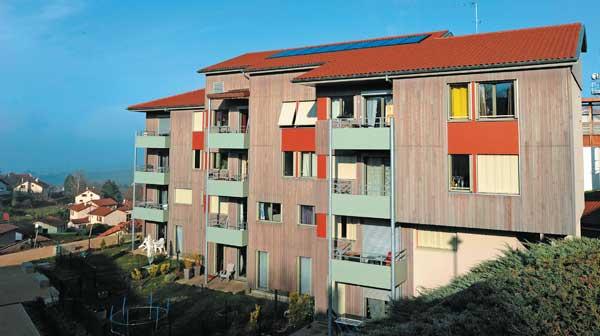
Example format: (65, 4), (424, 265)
(470, 1), (481, 33)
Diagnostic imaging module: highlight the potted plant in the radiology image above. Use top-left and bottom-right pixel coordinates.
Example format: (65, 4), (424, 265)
(193, 254), (203, 278)
(183, 257), (194, 280)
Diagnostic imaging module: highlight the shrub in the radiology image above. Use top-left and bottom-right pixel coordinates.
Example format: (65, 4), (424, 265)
(194, 254), (203, 266)
(366, 238), (600, 336)
(99, 239), (107, 250)
(163, 273), (177, 283)
(130, 268), (144, 281)
(147, 264), (159, 277)
(248, 304), (261, 332)
(287, 292), (314, 327)
(159, 262), (170, 275)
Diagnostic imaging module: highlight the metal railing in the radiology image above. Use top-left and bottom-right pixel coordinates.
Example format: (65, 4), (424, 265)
(136, 130), (170, 136)
(582, 122), (600, 135)
(208, 169), (247, 181)
(136, 165), (169, 173)
(332, 239), (406, 266)
(209, 124), (248, 134)
(207, 215), (247, 230)
(592, 81), (600, 95)
(332, 117), (390, 129)
(134, 201), (168, 210)
(332, 178), (390, 196)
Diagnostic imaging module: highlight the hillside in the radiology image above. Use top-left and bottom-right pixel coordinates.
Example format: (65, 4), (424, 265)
(367, 238), (600, 336)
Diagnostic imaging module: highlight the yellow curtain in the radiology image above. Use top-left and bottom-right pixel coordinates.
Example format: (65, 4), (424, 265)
(451, 86), (468, 119)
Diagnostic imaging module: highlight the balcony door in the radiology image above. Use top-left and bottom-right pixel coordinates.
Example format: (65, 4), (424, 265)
(158, 188), (168, 205)
(365, 157), (390, 196)
(257, 251), (269, 289)
(239, 107), (248, 132)
(157, 116), (171, 135)
(364, 95), (392, 127)
(238, 199), (247, 227)
(239, 153), (248, 179)
(213, 110), (229, 128)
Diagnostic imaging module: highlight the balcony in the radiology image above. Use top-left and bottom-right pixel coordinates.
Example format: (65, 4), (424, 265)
(331, 240), (407, 290)
(331, 179), (390, 219)
(206, 169), (248, 198)
(134, 166), (169, 185)
(209, 126), (249, 149)
(133, 202), (168, 222)
(135, 130), (170, 149)
(331, 118), (390, 150)
(206, 216), (248, 247)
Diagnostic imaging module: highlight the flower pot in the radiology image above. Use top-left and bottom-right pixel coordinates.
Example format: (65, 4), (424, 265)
(184, 268), (192, 280)
(193, 265), (202, 277)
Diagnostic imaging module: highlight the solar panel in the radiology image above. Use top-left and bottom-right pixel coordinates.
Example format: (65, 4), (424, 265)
(269, 34), (429, 58)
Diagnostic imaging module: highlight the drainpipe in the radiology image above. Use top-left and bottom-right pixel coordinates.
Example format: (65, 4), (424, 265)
(390, 116), (396, 300)
(327, 118), (333, 336)
(204, 98), (211, 286)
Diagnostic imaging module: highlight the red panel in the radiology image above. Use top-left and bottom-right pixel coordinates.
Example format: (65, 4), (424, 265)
(317, 155), (327, 179)
(281, 128), (316, 151)
(192, 131), (204, 150)
(316, 213), (327, 238)
(583, 135), (600, 147)
(448, 120), (519, 155)
(317, 97), (328, 120)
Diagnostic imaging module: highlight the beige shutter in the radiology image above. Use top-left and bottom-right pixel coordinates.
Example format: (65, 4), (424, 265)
(335, 156), (356, 179)
(209, 195), (219, 213)
(219, 197), (229, 215)
(278, 102), (297, 126)
(175, 189), (193, 205)
(417, 230), (455, 250)
(193, 112), (203, 131)
(477, 155), (519, 194)
(294, 101), (317, 126)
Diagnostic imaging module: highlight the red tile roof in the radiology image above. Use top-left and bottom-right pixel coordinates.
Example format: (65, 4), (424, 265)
(199, 23), (584, 82)
(583, 201), (600, 217)
(128, 89), (205, 111)
(206, 88), (250, 100)
(0, 224), (19, 235)
(91, 198), (117, 207)
(89, 207), (114, 217)
(69, 203), (91, 212)
(99, 220), (142, 237)
(71, 217), (90, 225)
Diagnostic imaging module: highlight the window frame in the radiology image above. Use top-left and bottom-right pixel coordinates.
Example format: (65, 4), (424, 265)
(476, 80), (517, 120)
(448, 154), (473, 192)
(330, 96), (355, 119)
(298, 204), (316, 226)
(257, 201), (282, 223)
(299, 152), (316, 178)
(447, 82), (471, 121)
(193, 150), (201, 170)
(282, 151), (295, 178)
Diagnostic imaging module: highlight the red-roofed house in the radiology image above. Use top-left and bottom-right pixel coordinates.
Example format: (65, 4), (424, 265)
(127, 22), (587, 319)
(68, 202), (93, 221)
(0, 224), (22, 246)
(89, 207), (128, 226)
(90, 198), (118, 209)
(75, 188), (101, 204)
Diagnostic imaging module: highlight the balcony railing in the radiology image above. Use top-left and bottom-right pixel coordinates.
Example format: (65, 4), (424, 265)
(583, 122), (600, 135)
(136, 165), (169, 173)
(209, 125), (248, 134)
(333, 179), (390, 196)
(208, 169), (246, 181)
(208, 215), (247, 230)
(135, 201), (168, 210)
(333, 239), (405, 266)
(332, 117), (390, 129)
(137, 130), (170, 136)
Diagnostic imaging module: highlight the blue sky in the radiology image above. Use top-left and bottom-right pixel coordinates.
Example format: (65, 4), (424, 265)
(0, 0), (598, 174)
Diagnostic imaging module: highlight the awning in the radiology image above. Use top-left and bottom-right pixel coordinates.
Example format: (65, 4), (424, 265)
(278, 102), (297, 126)
(295, 101), (317, 126)
(207, 88), (250, 100)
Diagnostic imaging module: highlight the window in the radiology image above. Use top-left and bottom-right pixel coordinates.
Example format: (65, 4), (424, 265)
(300, 152), (316, 177)
(213, 110), (229, 127)
(331, 96), (354, 119)
(476, 155), (519, 194)
(257, 251), (269, 289)
(211, 152), (228, 170)
(212, 81), (224, 93)
(193, 111), (203, 131)
(278, 102), (297, 126)
(449, 155), (471, 191)
(299, 205), (315, 225)
(157, 116), (171, 135)
(258, 202), (282, 222)
(364, 95), (393, 127)
(193, 150), (201, 169)
(298, 257), (312, 295)
(449, 83), (469, 120)
(336, 216), (357, 240)
(283, 152), (294, 177)
(417, 229), (456, 250)
(175, 225), (184, 254)
(294, 101), (317, 126)
(175, 189), (192, 205)
(478, 81), (515, 118)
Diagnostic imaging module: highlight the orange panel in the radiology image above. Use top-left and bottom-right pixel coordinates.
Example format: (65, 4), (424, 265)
(316, 213), (327, 238)
(317, 155), (327, 179)
(192, 131), (204, 150)
(317, 97), (328, 120)
(584, 135), (600, 147)
(448, 120), (519, 154)
(281, 128), (316, 151)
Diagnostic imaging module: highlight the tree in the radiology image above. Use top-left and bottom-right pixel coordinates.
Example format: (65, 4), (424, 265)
(101, 180), (123, 203)
(64, 171), (87, 197)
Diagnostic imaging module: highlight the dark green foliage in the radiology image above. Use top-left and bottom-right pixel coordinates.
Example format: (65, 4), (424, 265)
(367, 238), (600, 336)
(63, 171), (87, 197)
(100, 180), (123, 203)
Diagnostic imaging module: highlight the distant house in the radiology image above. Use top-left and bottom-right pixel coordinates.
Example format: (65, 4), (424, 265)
(0, 178), (10, 196)
(34, 217), (66, 234)
(75, 188), (101, 205)
(89, 207), (128, 226)
(6, 173), (50, 198)
(68, 216), (90, 229)
(68, 203), (93, 220)
(90, 198), (118, 210)
(0, 224), (23, 246)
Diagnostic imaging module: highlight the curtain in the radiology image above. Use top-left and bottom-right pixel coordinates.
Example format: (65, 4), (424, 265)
(259, 203), (266, 220)
(366, 98), (379, 126)
(301, 152), (311, 177)
(331, 98), (342, 119)
(301, 206), (314, 224)
(451, 86), (468, 118)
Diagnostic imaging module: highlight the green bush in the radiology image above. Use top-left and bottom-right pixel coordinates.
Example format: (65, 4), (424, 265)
(130, 268), (144, 281)
(366, 238), (600, 336)
(287, 292), (314, 327)
(147, 264), (159, 277)
(159, 262), (170, 275)
(163, 273), (178, 283)
(100, 239), (107, 250)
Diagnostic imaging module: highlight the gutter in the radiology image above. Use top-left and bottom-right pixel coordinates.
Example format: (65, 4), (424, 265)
(127, 105), (205, 112)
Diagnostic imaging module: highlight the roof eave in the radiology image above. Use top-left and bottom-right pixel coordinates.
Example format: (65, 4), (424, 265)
(127, 105), (205, 112)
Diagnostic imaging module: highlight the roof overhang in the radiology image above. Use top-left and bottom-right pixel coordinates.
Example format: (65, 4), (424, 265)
(207, 89), (250, 100)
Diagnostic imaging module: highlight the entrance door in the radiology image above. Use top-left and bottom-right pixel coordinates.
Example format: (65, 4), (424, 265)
(238, 247), (247, 279)
(215, 244), (224, 274)
(257, 251), (269, 289)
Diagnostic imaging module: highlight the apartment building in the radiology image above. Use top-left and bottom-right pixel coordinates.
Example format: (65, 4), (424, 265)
(128, 23), (586, 320)
(583, 97), (600, 191)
